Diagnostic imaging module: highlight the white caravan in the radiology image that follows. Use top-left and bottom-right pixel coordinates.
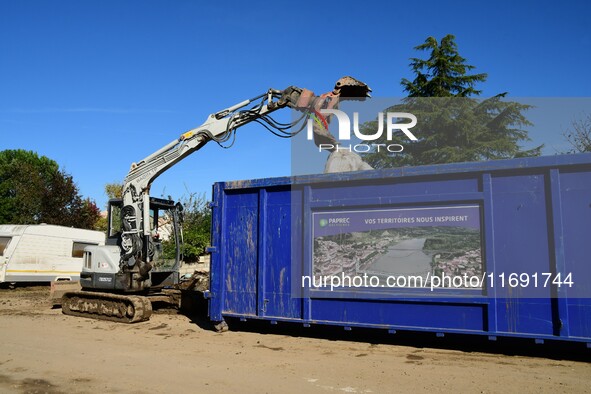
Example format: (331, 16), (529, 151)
(0, 224), (105, 283)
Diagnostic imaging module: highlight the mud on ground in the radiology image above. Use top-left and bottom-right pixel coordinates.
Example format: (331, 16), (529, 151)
(0, 285), (590, 394)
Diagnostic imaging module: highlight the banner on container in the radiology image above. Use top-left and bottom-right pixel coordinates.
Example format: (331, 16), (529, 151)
(312, 205), (483, 289)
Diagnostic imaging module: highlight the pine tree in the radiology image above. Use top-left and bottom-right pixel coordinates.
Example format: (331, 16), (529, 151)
(363, 35), (542, 168)
(402, 35), (487, 98)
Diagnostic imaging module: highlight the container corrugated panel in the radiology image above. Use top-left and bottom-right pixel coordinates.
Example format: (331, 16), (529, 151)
(208, 154), (591, 345)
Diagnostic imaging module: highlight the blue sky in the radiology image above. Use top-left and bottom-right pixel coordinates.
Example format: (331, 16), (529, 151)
(1, 0), (590, 208)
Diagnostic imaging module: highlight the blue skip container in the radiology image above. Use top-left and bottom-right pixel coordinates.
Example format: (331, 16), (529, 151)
(207, 154), (591, 346)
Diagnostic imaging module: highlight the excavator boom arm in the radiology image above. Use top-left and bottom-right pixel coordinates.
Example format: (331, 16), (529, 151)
(118, 77), (370, 273)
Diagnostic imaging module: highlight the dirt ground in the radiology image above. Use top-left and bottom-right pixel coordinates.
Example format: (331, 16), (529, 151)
(0, 285), (590, 394)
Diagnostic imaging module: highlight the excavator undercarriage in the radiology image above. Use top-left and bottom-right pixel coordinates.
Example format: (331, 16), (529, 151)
(62, 291), (153, 323)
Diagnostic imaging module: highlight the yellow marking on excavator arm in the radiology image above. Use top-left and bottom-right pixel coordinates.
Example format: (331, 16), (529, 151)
(180, 130), (195, 140)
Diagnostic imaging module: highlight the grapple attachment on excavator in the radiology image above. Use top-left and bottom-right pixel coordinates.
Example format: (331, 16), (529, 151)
(332, 76), (372, 99)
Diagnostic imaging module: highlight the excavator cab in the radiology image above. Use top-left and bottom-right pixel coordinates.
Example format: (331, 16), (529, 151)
(107, 197), (183, 264)
(82, 196), (185, 291)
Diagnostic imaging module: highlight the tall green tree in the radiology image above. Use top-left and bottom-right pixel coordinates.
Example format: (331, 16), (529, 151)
(0, 149), (100, 229)
(363, 35), (542, 168)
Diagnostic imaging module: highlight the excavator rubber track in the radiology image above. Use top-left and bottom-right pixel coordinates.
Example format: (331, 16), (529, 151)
(61, 291), (152, 323)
